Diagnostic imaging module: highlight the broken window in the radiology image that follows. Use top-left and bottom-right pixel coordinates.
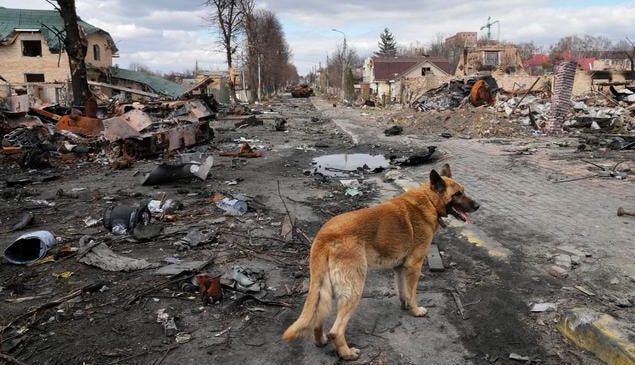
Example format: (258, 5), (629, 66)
(483, 51), (499, 66)
(421, 67), (432, 76)
(22, 40), (42, 57)
(93, 44), (101, 61)
(25, 73), (45, 82)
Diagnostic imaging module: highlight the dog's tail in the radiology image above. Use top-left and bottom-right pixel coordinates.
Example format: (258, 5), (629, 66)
(282, 244), (332, 341)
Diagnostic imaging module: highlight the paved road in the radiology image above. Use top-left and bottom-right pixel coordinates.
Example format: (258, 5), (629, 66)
(311, 97), (634, 364)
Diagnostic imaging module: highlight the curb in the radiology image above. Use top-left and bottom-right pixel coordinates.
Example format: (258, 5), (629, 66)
(558, 308), (635, 365)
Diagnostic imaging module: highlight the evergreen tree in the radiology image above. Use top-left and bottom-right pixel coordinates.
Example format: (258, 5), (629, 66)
(375, 28), (397, 57)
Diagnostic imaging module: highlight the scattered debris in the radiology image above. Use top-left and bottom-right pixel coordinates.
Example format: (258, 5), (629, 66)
(390, 146), (438, 166)
(384, 125), (403, 136)
(3, 230), (56, 265)
(77, 237), (157, 272)
(142, 156), (214, 185)
(530, 303), (557, 312)
(311, 153), (389, 177)
(215, 198), (248, 216)
(427, 243), (445, 272)
(274, 117), (288, 131)
(235, 115), (263, 129)
(197, 273), (223, 304)
(219, 142), (263, 158)
(547, 265), (568, 278)
(154, 261), (208, 276)
(8, 212), (34, 232)
(575, 285), (595, 296)
(509, 353), (530, 362)
(222, 266), (266, 293)
(102, 202), (151, 235)
(157, 308), (179, 337)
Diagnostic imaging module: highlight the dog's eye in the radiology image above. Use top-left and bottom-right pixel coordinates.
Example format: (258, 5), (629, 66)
(453, 191), (463, 197)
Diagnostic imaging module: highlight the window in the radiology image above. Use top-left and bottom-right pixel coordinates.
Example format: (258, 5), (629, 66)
(483, 51), (499, 66)
(93, 44), (100, 61)
(25, 73), (45, 82)
(22, 40), (42, 57)
(421, 67), (432, 76)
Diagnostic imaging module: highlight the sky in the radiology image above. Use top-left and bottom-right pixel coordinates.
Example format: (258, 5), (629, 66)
(2, 0), (634, 75)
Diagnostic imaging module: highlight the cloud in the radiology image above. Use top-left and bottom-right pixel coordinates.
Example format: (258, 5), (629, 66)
(2, 0), (634, 75)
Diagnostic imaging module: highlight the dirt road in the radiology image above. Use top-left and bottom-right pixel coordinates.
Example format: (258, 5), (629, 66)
(2, 95), (631, 364)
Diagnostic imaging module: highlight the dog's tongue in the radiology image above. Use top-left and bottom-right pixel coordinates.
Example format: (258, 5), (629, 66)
(452, 208), (472, 223)
(458, 210), (472, 224)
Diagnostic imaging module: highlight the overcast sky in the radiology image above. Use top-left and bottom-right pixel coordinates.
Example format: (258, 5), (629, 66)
(2, 0), (634, 75)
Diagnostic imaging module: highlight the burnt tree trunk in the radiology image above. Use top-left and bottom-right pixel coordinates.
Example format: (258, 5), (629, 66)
(56, 0), (90, 107)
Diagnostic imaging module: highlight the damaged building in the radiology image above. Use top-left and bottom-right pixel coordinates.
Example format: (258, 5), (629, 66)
(362, 56), (454, 104)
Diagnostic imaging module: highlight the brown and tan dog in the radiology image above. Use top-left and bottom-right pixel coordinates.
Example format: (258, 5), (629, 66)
(282, 164), (479, 360)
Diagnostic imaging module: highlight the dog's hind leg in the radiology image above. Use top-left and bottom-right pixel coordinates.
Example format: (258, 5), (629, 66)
(327, 260), (366, 360)
(394, 266), (408, 309)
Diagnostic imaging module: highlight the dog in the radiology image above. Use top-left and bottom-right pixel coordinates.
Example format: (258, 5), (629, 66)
(282, 164), (479, 360)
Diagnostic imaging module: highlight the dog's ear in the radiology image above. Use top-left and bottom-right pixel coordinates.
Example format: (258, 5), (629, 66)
(430, 169), (446, 192)
(440, 164), (452, 178)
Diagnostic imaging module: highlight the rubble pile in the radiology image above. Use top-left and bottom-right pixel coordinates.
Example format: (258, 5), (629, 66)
(498, 90), (635, 136)
(406, 73), (635, 139)
(412, 76), (498, 112)
(1, 94), (221, 167)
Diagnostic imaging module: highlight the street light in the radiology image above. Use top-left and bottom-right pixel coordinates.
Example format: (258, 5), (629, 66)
(332, 28), (346, 100)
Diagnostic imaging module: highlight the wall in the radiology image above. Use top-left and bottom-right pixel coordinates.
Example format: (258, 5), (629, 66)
(401, 75), (453, 104)
(0, 31), (113, 84)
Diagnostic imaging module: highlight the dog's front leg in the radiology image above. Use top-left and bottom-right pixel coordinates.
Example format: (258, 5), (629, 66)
(403, 257), (427, 317)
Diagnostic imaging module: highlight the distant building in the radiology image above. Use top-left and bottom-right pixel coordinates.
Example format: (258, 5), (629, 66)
(445, 32), (477, 48)
(455, 41), (527, 76)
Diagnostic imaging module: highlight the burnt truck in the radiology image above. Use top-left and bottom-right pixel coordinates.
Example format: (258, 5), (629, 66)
(290, 84), (314, 98)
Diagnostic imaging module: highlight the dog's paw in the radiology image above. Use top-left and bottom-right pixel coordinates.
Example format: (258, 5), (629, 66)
(400, 300), (408, 310)
(410, 306), (428, 317)
(339, 347), (361, 361)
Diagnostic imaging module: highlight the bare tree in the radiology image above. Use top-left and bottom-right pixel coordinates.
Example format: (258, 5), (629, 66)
(516, 41), (539, 60)
(204, 0), (253, 103)
(243, 9), (294, 99)
(550, 34), (613, 59)
(47, 0), (90, 107)
(613, 37), (635, 73)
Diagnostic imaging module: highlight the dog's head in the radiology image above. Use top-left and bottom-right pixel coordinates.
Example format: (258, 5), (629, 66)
(428, 164), (479, 223)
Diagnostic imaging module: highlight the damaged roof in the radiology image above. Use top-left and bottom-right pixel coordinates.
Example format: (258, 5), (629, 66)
(0, 7), (118, 53)
(110, 67), (185, 99)
(372, 56), (454, 81)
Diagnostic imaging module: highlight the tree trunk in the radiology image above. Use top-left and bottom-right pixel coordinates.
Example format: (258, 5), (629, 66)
(57, 0), (90, 108)
(226, 47), (237, 104)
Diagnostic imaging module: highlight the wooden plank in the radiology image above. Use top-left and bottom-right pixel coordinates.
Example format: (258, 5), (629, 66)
(427, 242), (445, 272)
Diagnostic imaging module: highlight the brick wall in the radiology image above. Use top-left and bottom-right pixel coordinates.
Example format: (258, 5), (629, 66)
(0, 31), (113, 84)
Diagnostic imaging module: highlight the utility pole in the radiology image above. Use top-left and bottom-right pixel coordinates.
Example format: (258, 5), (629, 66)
(332, 28), (346, 100)
(325, 53), (330, 94)
(257, 53), (262, 102)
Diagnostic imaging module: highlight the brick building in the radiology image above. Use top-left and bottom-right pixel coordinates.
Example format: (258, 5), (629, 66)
(0, 7), (118, 84)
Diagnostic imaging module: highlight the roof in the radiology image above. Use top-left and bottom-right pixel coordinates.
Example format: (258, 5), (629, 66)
(0, 7), (117, 53)
(372, 56), (454, 81)
(110, 67), (185, 99)
(524, 54), (550, 67)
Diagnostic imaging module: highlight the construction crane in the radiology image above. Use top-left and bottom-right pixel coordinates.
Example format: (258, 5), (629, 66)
(480, 16), (499, 40)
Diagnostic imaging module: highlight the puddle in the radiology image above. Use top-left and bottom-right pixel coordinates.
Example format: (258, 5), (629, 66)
(311, 153), (389, 177)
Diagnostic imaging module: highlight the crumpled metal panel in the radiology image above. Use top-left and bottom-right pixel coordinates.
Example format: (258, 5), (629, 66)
(102, 109), (154, 142)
